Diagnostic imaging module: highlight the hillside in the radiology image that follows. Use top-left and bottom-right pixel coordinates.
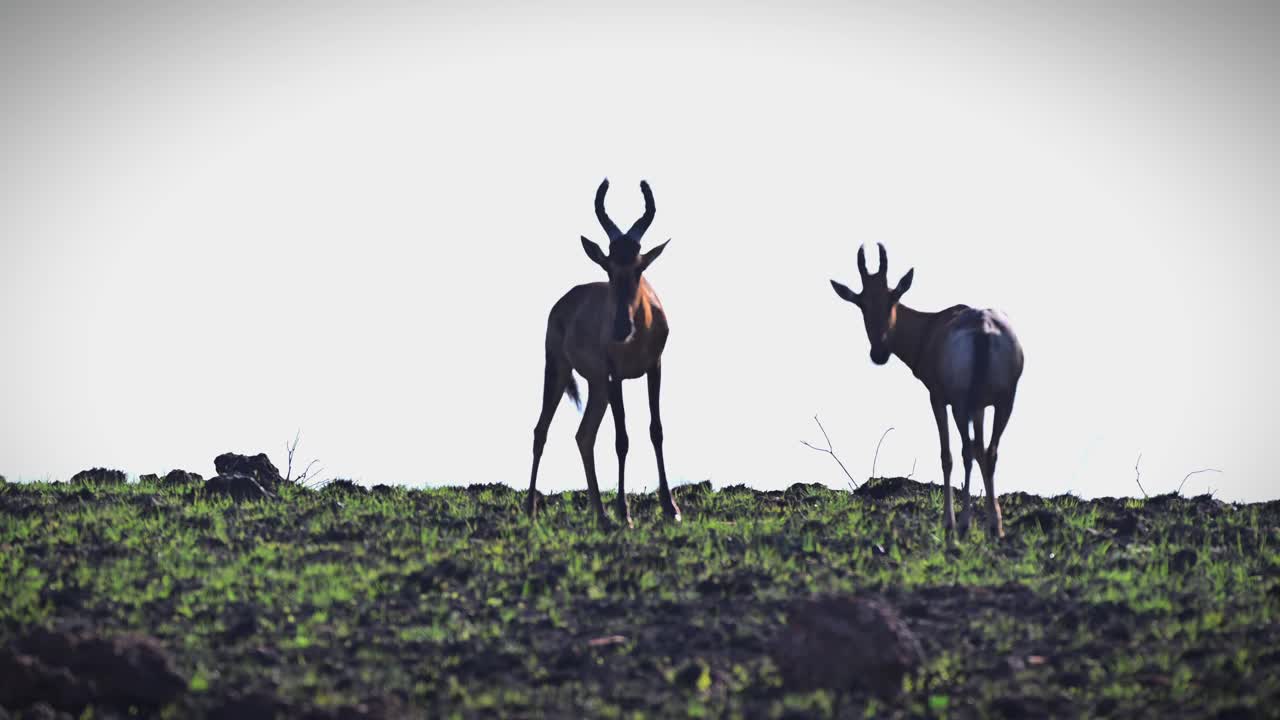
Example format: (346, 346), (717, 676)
(1, 475), (1277, 718)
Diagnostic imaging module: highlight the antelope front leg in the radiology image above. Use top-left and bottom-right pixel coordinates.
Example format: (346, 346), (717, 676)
(607, 378), (632, 528)
(647, 365), (681, 522)
(575, 379), (614, 529)
(931, 395), (955, 540)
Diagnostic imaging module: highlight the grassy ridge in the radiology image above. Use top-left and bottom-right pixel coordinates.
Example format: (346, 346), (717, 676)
(0, 477), (1277, 718)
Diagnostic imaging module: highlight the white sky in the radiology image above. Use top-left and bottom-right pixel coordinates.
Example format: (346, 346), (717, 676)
(2, 1), (1278, 501)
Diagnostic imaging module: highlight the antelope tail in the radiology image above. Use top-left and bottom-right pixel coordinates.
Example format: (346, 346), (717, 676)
(967, 330), (990, 419)
(543, 347), (582, 410)
(565, 374), (582, 410)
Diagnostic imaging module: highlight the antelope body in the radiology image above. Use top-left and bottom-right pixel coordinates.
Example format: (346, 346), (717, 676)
(831, 244), (1024, 538)
(527, 179), (680, 528)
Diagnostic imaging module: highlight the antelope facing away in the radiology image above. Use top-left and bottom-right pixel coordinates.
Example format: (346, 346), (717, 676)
(527, 179), (680, 529)
(830, 244), (1025, 538)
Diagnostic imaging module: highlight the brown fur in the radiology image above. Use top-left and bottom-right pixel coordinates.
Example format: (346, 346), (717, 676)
(832, 244), (1024, 539)
(527, 180), (680, 528)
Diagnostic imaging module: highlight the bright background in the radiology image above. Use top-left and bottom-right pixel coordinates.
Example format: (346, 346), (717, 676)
(2, 1), (1278, 500)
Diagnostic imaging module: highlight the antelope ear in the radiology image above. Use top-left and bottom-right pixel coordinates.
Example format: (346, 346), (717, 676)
(830, 279), (861, 307)
(891, 268), (914, 301)
(638, 239), (670, 272)
(581, 236), (609, 269)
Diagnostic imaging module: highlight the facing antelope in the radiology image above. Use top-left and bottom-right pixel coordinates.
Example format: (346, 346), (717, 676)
(830, 244), (1025, 539)
(527, 178), (681, 529)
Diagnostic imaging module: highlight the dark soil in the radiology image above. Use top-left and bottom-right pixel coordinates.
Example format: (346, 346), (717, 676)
(0, 477), (1276, 719)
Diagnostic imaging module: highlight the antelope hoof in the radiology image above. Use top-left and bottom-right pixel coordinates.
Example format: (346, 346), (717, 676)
(596, 513), (617, 532)
(662, 503), (682, 523)
(524, 494), (538, 519)
(616, 504), (634, 529)
(957, 509), (972, 536)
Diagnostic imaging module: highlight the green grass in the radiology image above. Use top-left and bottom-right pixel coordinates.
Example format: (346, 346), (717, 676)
(0, 477), (1277, 718)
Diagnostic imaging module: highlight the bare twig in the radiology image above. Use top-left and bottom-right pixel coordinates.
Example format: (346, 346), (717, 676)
(1177, 468), (1222, 496)
(1134, 453), (1148, 499)
(284, 430), (325, 489)
(871, 426), (894, 479)
(296, 460), (323, 487)
(906, 457), (917, 480)
(800, 415), (860, 490)
(285, 430), (301, 482)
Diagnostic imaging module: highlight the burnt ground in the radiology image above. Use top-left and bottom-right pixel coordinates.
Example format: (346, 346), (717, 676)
(0, 476), (1278, 718)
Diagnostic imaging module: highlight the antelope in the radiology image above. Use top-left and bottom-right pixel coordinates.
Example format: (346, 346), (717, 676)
(830, 244), (1025, 538)
(527, 179), (681, 529)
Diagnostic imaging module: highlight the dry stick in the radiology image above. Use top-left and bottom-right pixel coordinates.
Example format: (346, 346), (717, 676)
(871, 426), (894, 479)
(1134, 453), (1148, 499)
(800, 415), (861, 490)
(285, 429), (301, 483)
(1177, 468), (1223, 496)
(906, 458), (917, 480)
(284, 430), (325, 488)
(297, 460), (323, 488)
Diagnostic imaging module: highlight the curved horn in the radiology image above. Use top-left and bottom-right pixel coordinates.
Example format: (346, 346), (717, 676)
(626, 180), (656, 240)
(857, 245), (869, 278)
(594, 179), (622, 241)
(877, 243), (888, 276)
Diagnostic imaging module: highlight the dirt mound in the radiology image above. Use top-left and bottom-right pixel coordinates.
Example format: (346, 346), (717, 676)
(204, 474), (276, 502)
(771, 594), (923, 696)
(855, 476), (938, 500)
(213, 453), (283, 490)
(0, 627), (186, 713)
(1011, 508), (1062, 534)
(677, 480), (714, 497)
(162, 469), (204, 486)
(68, 468), (126, 486)
(1105, 510), (1143, 538)
(323, 479), (367, 496)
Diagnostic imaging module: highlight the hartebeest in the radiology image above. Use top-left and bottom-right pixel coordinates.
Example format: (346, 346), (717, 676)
(527, 179), (680, 528)
(830, 244), (1024, 538)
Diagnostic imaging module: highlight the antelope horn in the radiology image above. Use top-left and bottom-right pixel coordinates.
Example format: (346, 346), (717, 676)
(857, 245), (869, 278)
(626, 180), (656, 240)
(877, 242), (888, 276)
(594, 179), (622, 241)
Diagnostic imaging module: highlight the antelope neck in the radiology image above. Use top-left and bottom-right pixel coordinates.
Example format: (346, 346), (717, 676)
(887, 303), (934, 377)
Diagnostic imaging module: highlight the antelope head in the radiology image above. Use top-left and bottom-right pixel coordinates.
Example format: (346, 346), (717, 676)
(830, 243), (915, 365)
(581, 178), (670, 343)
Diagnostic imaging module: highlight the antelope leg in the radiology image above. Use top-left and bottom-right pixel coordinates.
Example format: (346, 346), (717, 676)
(931, 394), (955, 539)
(575, 379), (613, 528)
(528, 355), (571, 519)
(608, 377), (632, 528)
(647, 365), (681, 522)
